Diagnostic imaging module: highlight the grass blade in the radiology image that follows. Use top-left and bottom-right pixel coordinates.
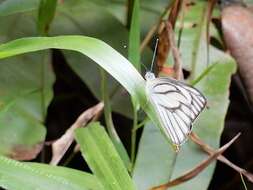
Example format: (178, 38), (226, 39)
(128, 0), (141, 71)
(0, 156), (102, 190)
(75, 122), (137, 190)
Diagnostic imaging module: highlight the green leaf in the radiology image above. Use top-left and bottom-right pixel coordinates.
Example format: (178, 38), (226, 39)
(100, 70), (131, 170)
(0, 51), (53, 159)
(133, 122), (174, 190)
(75, 122), (137, 190)
(0, 35), (169, 150)
(0, 12), (54, 158)
(128, 0), (141, 71)
(28, 163), (104, 190)
(0, 35), (171, 163)
(37, 0), (57, 35)
(169, 61), (236, 190)
(0, 155), (103, 190)
(0, 36), (145, 98)
(133, 2), (237, 188)
(133, 61), (236, 189)
(52, 1), (134, 118)
(128, 0), (141, 165)
(0, 0), (39, 16)
(177, 1), (230, 72)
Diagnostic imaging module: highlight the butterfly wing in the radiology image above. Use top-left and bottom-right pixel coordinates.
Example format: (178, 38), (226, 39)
(146, 77), (206, 145)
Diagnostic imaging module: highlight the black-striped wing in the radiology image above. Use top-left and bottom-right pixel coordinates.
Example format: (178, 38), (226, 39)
(146, 77), (206, 145)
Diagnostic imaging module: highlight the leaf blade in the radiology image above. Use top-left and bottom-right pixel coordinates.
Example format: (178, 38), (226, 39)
(0, 36), (145, 99)
(75, 122), (136, 190)
(0, 156), (102, 190)
(128, 0), (141, 71)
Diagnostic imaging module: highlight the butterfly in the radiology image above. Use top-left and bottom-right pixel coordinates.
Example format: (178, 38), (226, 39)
(145, 71), (206, 147)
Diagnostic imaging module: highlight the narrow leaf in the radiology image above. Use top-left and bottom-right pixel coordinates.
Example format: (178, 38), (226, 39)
(128, 0), (141, 71)
(37, 0), (57, 35)
(75, 122), (136, 190)
(0, 36), (145, 99)
(100, 70), (131, 169)
(0, 156), (103, 190)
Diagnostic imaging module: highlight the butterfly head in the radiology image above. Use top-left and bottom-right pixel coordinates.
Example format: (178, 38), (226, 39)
(145, 71), (156, 81)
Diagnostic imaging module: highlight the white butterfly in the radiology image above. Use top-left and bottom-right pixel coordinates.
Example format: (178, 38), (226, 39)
(145, 71), (206, 147)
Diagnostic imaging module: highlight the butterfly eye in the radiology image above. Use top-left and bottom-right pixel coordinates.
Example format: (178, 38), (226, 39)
(145, 72), (155, 80)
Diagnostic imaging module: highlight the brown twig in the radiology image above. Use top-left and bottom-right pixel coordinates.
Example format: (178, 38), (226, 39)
(190, 132), (253, 183)
(166, 22), (184, 80)
(150, 133), (241, 190)
(50, 102), (104, 165)
(206, 0), (218, 66)
(140, 2), (173, 52)
(206, 0), (218, 46)
(177, 0), (186, 48)
(155, 0), (183, 78)
(168, 0), (183, 28)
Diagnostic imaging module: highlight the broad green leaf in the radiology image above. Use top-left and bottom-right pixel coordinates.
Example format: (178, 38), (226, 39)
(0, 52), (53, 159)
(0, 155), (103, 190)
(0, 12), (54, 158)
(0, 0), (39, 17)
(75, 122), (137, 190)
(133, 122), (174, 190)
(133, 61), (236, 189)
(177, 1), (229, 72)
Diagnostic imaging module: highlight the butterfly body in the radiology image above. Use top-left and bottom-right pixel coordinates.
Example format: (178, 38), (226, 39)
(145, 71), (206, 146)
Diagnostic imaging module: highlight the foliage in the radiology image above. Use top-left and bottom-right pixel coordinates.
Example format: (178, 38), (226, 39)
(0, 0), (240, 190)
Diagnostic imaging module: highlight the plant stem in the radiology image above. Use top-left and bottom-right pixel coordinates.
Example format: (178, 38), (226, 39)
(240, 173), (248, 190)
(140, 1), (173, 52)
(168, 153), (178, 180)
(100, 69), (131, 170)
(130, 105), (138, 166)
(100, 69), (116, 138)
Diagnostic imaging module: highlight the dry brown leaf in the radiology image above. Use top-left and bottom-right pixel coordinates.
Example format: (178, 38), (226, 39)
(157, 22), (183, 80)
(157, 0), (182, 73)
(157, 21), (170, 72)
(50, 102), (104, 165)
(8, 143), (43, 160)
(167, 23), (183, 80)
(168, 0), (183, 28)
(140, 3), (172, 52)
(150, 133), (240, 190)
(222, 5), (253, 104)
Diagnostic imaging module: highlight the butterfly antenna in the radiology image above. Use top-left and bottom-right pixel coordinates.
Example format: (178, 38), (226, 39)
(150, 38), (159, 72)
